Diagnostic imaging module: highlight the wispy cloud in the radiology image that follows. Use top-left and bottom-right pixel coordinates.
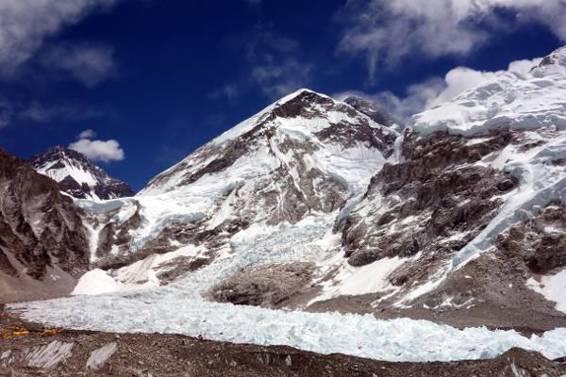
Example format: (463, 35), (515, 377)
(0, 100), (107, 128)
(0, 0), (118, 74)
(78, 129), (97, 139)
(245, 26), (312, 99)
(243, 0), (262, 7)
(337, 0), (566, 81)
(251, 59), (312, 99)
(41, 43), (116, 87)
(69, 130), (125, 162)
(209, 84), (240, 101)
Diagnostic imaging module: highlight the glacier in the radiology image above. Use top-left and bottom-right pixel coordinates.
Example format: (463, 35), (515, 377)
(9, 291), (566, 363)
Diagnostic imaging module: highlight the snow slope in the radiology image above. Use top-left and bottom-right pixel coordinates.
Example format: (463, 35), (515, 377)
(407, 47), (566, 274)
(528, 270), (566, 314)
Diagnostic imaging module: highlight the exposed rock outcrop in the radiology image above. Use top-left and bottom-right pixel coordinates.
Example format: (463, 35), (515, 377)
(341, 130), (517, 268)
(0, 149), (89, 303)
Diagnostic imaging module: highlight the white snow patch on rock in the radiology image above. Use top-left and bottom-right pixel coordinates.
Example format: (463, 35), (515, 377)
(527, 269), (566, 313)
(311, 255), (408, 304)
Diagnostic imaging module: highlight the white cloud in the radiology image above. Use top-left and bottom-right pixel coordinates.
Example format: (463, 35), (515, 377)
(78, 129), (97, 139)
(42, 44), (115, 87)
(0, 0), (117, 73)
(338, 0), (566, 81)
(340, 56), (543, 122)
(69, 137), (124, 162)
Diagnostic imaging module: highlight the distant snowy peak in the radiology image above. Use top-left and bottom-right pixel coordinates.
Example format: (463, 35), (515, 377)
(31, 146), (134, 200)
(412, 46), (566, 136)
(343, 95), (402, 131)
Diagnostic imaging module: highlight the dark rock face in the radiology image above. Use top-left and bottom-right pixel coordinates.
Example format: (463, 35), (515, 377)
(0, 149), (89, 302)
(30, 146), (134, 200)
(340, 130), (517, 268)
(343, 96), (400, 129)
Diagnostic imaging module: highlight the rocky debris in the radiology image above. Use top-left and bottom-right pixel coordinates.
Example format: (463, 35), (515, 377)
(0, 149), (89, 303)
(30, 146), (134, 200)
(497, 201), (566, 274)
(0, 306), (565, 377)
(209, 262), (315, 307)
(156, 256), (212, 284)
(394, 248), (566, 333)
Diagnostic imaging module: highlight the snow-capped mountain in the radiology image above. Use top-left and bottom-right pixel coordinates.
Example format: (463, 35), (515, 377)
(7, 46), (566, 367)
(30, 146), (134, 200)
(86, 89), (398, 274)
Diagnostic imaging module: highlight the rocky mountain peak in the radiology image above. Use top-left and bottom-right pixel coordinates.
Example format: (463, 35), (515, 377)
(30, 146), (134, 200)
(268, 89), (340, 119)
(536, 46), (566, 69)
(343, 95), (401, 130)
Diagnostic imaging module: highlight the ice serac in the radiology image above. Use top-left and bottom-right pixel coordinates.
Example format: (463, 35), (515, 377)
(0, 149), (89, 303)
(31, 146), (134, 200)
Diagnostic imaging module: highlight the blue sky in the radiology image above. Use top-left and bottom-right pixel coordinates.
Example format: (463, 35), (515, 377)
(0, 0), (563, 191)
